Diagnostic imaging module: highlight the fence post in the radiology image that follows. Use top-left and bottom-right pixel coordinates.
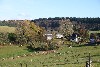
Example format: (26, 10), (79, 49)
(86, 61), (89, 67)
(13, 54), (14, 59)
(86, 53), (91, 67)
(89, 53), (90, 67)
(26, 64), (27, 67)
(20, 63), (22, 67)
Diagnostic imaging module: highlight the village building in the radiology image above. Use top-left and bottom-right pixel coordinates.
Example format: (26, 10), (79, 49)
(70, 33), (80, 42)
(44, 34), (53, 40)
(56, 33), (63, 39)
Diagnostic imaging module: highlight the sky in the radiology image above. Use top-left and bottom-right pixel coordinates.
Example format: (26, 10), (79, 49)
(0, 0), (100, 20)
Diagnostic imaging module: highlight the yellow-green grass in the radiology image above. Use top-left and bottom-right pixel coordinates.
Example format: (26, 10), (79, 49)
(0, 46), (31, 59)
(0, 26), (16, 33)
(0, 45), (100, 67)
(89, 31), (100, 35)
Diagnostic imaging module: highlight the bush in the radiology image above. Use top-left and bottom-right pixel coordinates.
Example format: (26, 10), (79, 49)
(48, 42), (59, 50)
(27, 42), (60, 51)
(8, 33), (16, 42)
(27, 45), (34, 51)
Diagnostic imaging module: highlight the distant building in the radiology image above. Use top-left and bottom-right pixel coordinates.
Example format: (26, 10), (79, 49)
(56, 34), (63, 39)
(45, 34), (53, 40)
(70, 33), (79, 42)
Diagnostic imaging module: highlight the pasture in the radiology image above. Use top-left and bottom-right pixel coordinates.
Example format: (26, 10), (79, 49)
(0, 26), (16, 33)
(0, 45), (100, 67)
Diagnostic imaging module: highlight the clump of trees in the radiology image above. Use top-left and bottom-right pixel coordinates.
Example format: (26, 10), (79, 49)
(78, 28), (89, 42)
(0, 33), (8, 45)
(0, 20), (60, 51)
(8, 33), (16, 42)
(15, 20), (46, 44)
(12, 20), (59, 51)
(0, 20), (18, 27)
(27, 41), (59, 51)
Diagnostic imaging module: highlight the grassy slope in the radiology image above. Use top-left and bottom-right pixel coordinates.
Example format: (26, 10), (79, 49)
(0, 26), (16, 33)
(89, 31), (100, 36)
(0, 21), (41, 34)
(0, 45), (100, 67)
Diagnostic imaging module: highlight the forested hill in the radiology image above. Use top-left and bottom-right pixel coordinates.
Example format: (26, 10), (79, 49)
(0, 17), (100, 31)
(33, 17), (100, 31)
(34, 17), (100, 23)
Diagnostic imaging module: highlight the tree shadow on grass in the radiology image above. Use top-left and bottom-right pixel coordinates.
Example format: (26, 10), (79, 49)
(25, 46), (39, 52)
(23, 45), (37, 52)
(25, 45), (49, 52)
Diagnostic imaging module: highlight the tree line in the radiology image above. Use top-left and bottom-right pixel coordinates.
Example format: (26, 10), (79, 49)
(34, 17), (100, 31)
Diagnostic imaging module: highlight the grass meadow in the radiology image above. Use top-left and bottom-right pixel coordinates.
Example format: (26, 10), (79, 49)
(0, 26), (16, 33)
(0, 44), (100, 67)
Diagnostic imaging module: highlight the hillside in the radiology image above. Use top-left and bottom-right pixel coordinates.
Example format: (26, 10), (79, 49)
(34, 17), (100, 31)
(0, 26), (16, 33)
(0, 20), (43, 34)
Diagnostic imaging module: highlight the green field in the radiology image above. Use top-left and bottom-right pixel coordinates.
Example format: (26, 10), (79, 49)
(89, 31), (100, 36)
(0, 26), (16, 33)
(0, 45), (100, 67)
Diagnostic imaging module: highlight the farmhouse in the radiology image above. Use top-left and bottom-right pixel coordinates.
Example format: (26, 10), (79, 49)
(56, 33), (63, 39)
(44, 34), (53, 40)
(70, 33), (80, 42)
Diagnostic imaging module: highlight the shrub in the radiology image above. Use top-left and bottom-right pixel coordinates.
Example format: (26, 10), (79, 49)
(27, 42), (60, 51)
(27, 45), (34, 51)
(8, 33), (16, 42)
(48, 42), (60, 50)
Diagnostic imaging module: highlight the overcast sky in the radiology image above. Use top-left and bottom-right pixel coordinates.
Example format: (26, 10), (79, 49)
(0, 0), (100, 20)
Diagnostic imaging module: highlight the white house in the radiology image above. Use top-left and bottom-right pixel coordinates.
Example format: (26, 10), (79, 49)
(70, 37), (78, 42)
(70, 33), (79, 42)
(45, 34), (53, 40)
(56, 34), (63, 39)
